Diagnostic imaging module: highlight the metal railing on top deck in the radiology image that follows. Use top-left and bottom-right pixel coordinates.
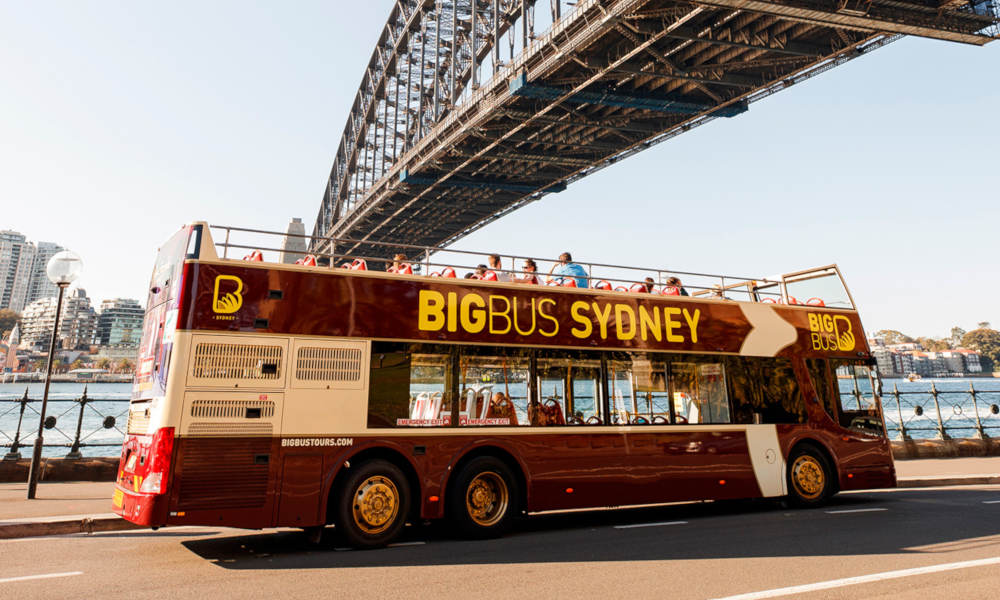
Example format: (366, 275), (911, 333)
(209, 224), (856, 309)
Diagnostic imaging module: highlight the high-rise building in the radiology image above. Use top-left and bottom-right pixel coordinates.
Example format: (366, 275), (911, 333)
(20, 288), (97, 350)
(26, 241), (64, 305)
(0, 230), (37, 312)
(95, 298), (144, 347)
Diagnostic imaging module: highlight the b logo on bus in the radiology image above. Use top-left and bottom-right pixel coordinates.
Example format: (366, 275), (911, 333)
(808, 313), (855, 352)
(212, 275), (244, 317)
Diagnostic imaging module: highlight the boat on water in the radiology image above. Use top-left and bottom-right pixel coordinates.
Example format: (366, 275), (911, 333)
(906, 373), (921, 382)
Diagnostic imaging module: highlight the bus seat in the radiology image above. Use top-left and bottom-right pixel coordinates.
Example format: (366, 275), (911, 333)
(760, 297), (778, 303)
(629, 283), (646, 293)
(482, 270), (499, 281)
(806, 297), (825, 307)
(614, 285), (629, 292)
(661, 286), (680, 296)
(594, 280), (612, 290)
(350, 259), (367, 271)
(295, 254), (317, 267)
(441, 267), (456, 278)
(561, 279), (577, 288)
(243, 250), (263, 262)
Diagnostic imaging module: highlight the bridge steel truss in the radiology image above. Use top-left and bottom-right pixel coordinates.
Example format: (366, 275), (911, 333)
(312, 0), (998, 258)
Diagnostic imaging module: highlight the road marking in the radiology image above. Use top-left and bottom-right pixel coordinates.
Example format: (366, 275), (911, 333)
(982, 500), (1000, 504)
(0, 571), (83, 584)
(707, 556), (1000, 600)
(614, 520), (687, 529)
(825, 507), (888, 514)
(387, 541), (426, 547)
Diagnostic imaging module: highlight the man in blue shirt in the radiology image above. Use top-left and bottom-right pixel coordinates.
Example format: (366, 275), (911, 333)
(549, 252), (588, 288)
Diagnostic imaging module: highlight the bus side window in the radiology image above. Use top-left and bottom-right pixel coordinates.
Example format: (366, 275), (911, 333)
(725, 358), (759, 425)
(670, 360), (731, 424)
(805, 358), (838, 422)
(608, 352), (669, 425)
(367, 343), (451, 428)
(457, 355), (529, 427)
(758, 359), (807, 424)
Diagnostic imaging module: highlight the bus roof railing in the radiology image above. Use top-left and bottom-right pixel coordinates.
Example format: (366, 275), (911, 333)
(205, 223), (857, 309)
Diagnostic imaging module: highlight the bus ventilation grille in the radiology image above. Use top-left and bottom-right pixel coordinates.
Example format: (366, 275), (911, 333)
(192, 343), (283, 380)
(187, 422), (274, 437)
(126, 408), (150, 435)
(190, 399), (276, 419)
(295, 346), (363, 381)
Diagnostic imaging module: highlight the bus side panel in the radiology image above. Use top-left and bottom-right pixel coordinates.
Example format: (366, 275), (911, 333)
(166, 436), (280, 529)
(776, 426), (896, 493)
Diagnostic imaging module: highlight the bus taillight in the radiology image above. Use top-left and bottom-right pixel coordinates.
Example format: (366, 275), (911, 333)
(139, 427), (175, 495)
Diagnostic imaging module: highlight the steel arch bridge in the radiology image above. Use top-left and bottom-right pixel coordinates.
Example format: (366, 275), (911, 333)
(311, 0), (998, 257)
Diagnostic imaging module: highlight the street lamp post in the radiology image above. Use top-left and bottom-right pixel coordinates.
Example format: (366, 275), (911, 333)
(26, 251), (82, 500)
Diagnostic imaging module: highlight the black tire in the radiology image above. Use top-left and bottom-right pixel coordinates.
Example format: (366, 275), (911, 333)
(336, 459), (410, 549)
(449, 456), (518, 539)
(786, 444), (834, 507)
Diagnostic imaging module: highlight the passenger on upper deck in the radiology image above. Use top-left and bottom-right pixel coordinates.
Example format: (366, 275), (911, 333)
(548, 252), (588, 288)
(664, 276), (689, 296)
(514, 259), (540, 284)
(387, 254), (412, 274)
(643, 277), (656, 293)
(488, 254), (511, 282)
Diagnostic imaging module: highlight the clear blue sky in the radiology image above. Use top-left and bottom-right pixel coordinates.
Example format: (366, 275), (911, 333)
(2, 2), (997, 338)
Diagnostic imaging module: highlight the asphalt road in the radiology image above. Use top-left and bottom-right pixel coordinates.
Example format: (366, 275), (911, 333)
(4, 485), (1000, 600)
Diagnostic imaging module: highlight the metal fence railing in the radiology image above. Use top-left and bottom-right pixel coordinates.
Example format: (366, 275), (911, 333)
(0, 388), (128, 459)
(856, 382), (1000, 441)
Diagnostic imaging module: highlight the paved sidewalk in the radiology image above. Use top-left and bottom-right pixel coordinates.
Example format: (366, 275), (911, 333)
(2, 457), (1000, 540)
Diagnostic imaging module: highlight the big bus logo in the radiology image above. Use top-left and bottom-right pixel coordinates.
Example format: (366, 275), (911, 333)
(212, 275), (244, 316)
(808, 313), (855, 352)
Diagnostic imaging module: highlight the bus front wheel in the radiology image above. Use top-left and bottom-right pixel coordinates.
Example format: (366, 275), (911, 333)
(449, 456), (518, 539)
(336, 459), (410, 549)
(786, 445), (833, 507)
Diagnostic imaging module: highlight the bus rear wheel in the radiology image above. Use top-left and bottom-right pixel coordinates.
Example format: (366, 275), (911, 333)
(786, 445), (833, 507)
(450, 456), (517, 539)
(336, 460), (410, 549)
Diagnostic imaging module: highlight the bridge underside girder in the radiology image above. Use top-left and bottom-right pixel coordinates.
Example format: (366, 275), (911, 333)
(314, 0), (998, 259)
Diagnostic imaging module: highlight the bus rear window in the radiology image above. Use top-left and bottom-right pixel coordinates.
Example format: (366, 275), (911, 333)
(147, 226), (198, 309)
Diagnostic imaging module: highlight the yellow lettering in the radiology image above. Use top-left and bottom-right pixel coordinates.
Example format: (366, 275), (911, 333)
(615, 304), (636, 341)
(418, 290), (446, 331)
(822, 314), (834, 333)
(808, 313), (819, 332)
(512, 298), (537, 336)
(683, 308), (700, 344)
(664, 307), (684, 343)
(447, 292), (458, 332)
(811, 332), (822, 350)
(592, 302), (612, 339)
(570, 301), (592, 339)
(638, 305), (661, 342)
(460, 294), (486, 333)
(538, 298), (558, 337)
(489, 295), (512, 334)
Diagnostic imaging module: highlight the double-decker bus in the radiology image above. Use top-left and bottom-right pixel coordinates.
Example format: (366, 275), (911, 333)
(113, 222), (894, 548)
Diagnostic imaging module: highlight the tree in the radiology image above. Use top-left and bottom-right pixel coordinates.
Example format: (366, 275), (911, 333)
(70, 359), (84, 371)
(962, 328), (1000, 373)
(117, 359), (134, 373)
(96, 357), (111, 371)
(950, 327), (966, 347)
(0, 309), (19, 338)
(874, 329), (913, 345)
(978, 322), (992, 330)
(916, 337), (950, 352)
(51, 359), (63, 373)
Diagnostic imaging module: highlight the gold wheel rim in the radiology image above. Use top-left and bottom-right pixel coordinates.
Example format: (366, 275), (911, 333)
(791, 455), (825, 500)
(352, 475), (399, 534)
(466, 471), (509, 527)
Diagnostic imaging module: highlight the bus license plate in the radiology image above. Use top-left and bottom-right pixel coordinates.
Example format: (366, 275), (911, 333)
(112, 489), (124, 508)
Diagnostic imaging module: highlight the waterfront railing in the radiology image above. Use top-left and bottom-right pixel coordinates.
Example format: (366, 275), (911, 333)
(0, 388), (128, 459)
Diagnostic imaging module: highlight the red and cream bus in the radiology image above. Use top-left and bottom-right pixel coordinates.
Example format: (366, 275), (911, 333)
(113, 222), (894, 548)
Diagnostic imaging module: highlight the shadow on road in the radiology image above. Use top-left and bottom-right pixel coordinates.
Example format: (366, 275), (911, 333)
(182, 487), (1000, 570)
